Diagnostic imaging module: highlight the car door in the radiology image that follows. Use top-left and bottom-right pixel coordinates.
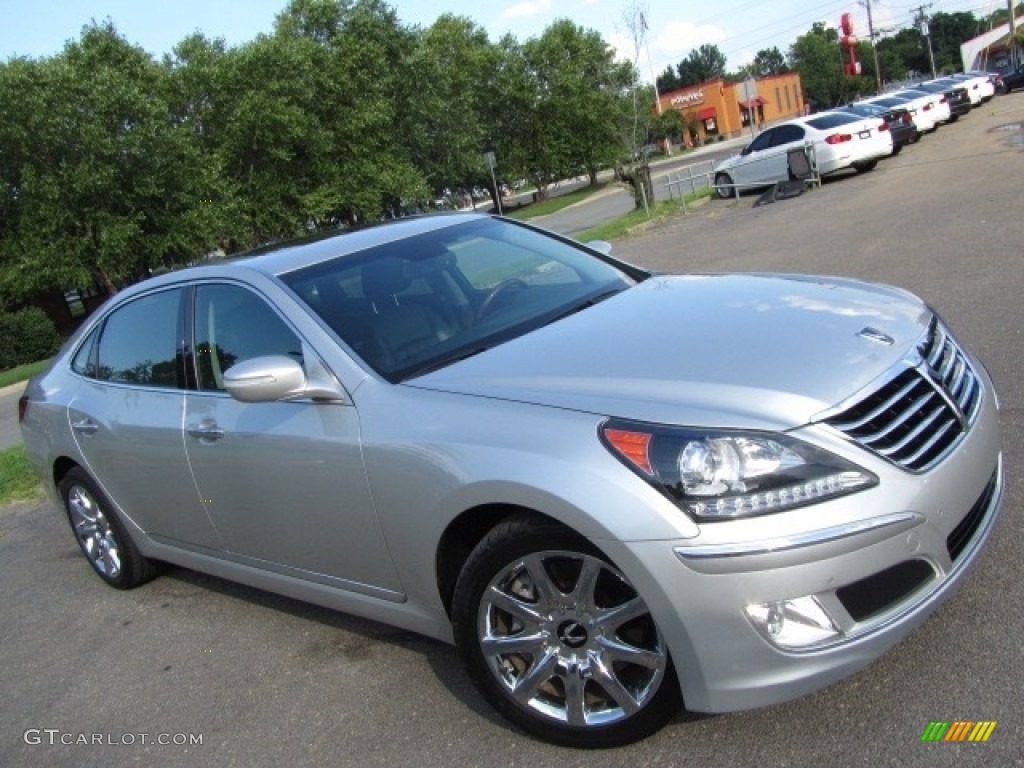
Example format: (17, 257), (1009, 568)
(68, 287), (223, 549)
(182, 281), (403, 598)
(733, 128), (777, 187)
(764, 124), (806, 181)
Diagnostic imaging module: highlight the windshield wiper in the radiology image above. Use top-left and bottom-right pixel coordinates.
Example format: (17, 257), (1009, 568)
(401, 345), (493, 380)
(543, 289), (623, 327)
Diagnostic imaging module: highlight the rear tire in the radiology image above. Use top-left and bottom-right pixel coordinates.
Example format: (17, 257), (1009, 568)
(452, 514), (680, 747)
(854, 159), (878, 173)
(59, 467), (162, 589)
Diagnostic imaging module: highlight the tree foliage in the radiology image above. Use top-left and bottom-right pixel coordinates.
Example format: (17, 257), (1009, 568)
(677, 44), (727, 87)
(0, 1), (1014, 303)
(658, 44), (727, 91)
(0, 22), (216, 296)
(788, 23), (872, 109)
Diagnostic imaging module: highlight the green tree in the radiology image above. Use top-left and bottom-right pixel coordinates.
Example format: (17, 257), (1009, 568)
(485, 21), (635, 200)
(751, 47), (788, 77)
(676, 44), (727, 87)
(401, 15), (496, 200)
(876, 28), (929, 80)
(928, 12), (985, 73)
(651, 108), (683, 145)
(0, 22), (217, 299)
(789, 23), (871, 109)
(656, 65), (680, 93)
(221, 0), (427, 239)
(163, 34), (244, 249)
(525, 20), (634, 186)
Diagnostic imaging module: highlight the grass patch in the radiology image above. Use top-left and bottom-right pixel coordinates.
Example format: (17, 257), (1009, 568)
(503, 183), (607, 220)
(0, 444), (44, 505)
(574, 188), (713, 242)
(0, 358), (51, 390)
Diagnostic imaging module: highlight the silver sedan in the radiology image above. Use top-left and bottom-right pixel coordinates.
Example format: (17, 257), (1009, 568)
(19, 213), (1003, 747)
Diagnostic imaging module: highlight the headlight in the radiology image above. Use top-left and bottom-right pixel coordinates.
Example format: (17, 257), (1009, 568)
(600, 419), (877, 521)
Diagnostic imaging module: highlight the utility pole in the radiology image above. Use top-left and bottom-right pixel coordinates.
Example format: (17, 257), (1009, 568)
(913, 4), (936, 78)
(859, 0), (883, 91)
(1009, 0), (1018, 70)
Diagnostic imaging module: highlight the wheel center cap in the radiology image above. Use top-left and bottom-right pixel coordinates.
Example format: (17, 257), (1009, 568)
(556, 620), (588, 649)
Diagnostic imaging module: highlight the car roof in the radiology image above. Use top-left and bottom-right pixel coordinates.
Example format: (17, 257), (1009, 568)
(238, 212), (488, 276)
(114, 212), (493, 299)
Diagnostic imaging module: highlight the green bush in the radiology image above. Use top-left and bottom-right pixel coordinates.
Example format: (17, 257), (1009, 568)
(0, 308), (62, 371)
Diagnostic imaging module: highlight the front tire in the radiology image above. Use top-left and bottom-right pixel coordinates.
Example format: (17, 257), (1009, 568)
(59, 467), (161, 589)
(452, 514), (680, 747)
(714, 172), (734, 199)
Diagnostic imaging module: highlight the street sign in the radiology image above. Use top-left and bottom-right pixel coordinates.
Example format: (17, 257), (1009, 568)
(741, 78), (758, 103)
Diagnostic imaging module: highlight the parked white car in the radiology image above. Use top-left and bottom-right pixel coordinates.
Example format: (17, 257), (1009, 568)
(863, 92), (945, 134)
(937, 73), (994, 104)
(713, 112), (893, 198)
(927, 76), (985, 107)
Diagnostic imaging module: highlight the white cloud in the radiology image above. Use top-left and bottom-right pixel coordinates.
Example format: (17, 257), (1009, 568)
(654, 20), (726, 57)
(500, 0), (552, 21)
(607, 30), (639, 62)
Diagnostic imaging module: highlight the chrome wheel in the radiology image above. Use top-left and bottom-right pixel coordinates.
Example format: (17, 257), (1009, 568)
(477, 549), (667, 728)
(59, 466), (159, 589)
(67, 483), (122, 580)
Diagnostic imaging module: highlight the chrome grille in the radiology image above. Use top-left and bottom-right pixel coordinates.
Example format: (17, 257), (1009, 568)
(918, 317), (981, 423)
(824, 319), (981, 472)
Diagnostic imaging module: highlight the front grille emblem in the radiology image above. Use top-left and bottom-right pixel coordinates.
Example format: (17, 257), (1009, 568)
(858, 327), (895, 345)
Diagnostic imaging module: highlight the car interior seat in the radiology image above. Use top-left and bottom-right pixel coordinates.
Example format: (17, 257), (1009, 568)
(361, 257), (458, 372)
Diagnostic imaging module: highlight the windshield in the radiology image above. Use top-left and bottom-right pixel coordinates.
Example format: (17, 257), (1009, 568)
(281, 218), (638, 382)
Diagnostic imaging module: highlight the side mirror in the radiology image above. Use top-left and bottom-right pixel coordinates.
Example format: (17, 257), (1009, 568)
(585, 240), (613, 256)
(223, 355), (344, 403)
(740, 144), (753, 156)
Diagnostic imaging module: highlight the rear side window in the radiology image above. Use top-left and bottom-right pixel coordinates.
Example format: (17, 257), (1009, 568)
(770, 124), (805, 146)
(94, 289), (182, 387)
(71, 328), (99, 377)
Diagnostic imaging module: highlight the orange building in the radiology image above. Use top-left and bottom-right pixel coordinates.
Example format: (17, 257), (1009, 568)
(657, 73), (806, 145)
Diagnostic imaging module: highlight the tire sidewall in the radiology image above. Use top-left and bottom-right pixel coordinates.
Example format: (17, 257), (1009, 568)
(714, 173), (733, 199)
(58, 467), (151, 589)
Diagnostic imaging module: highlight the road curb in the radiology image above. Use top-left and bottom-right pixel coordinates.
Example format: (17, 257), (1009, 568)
(0, 382), (26, 397)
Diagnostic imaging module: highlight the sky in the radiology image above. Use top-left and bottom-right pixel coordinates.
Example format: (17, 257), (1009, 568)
(0, 0), (1009, 80)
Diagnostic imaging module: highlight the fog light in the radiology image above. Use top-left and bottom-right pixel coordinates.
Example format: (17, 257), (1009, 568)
(745, 596), (840, 649)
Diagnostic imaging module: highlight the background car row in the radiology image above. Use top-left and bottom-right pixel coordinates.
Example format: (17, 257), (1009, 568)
(712, 70), (1004, 199)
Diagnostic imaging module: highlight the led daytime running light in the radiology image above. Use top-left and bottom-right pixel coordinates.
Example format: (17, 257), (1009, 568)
(688, 471), (871, 518)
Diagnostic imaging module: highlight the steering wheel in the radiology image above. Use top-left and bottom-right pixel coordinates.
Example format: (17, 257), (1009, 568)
(476, 278), (528, 320)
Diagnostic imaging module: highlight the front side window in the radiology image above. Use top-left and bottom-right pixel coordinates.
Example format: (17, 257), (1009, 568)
(194, 284), (303, 391)
(94, 289), (182, 387)
(746, 130), (775, 153)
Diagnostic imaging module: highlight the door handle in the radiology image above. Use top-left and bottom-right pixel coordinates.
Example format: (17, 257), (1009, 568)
(187, 423), (226, 441)
(71, 418), (99, 436)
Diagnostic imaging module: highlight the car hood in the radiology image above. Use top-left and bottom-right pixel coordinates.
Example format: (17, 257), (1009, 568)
(410, 274), (931, 431)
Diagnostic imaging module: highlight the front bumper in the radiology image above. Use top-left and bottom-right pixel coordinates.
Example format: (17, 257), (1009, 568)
(598, 381), (1003, 713)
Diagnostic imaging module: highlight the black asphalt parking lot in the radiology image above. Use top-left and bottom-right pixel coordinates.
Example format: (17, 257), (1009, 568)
(2, 95), (1022, 768)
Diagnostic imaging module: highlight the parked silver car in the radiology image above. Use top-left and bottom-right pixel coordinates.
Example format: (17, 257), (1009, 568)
(19, 213), (1003, 747)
